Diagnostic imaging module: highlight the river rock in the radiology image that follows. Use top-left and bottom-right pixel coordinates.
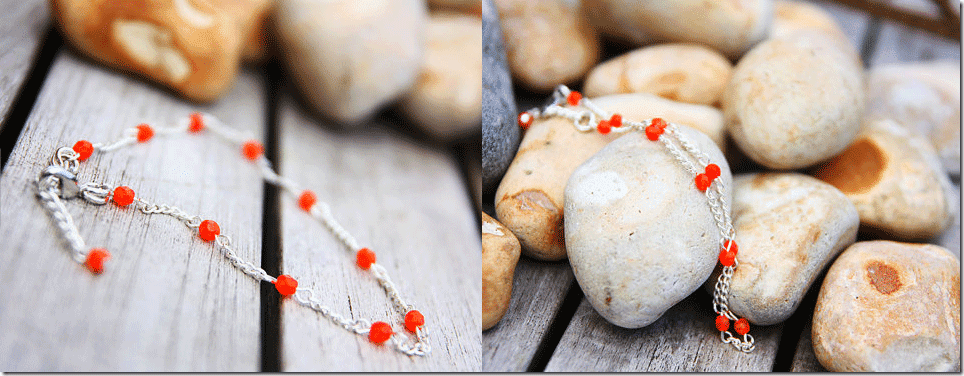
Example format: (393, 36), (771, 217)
(275, 0), (426, 125)
(866, 61), (961, 174)
(811, 119), (956, 240)
(582, 43), (732, 107)
(584, 0), (773, 58)
(495, 94), (725, 261)
(565, 127), (731, 328)
(812, 241), (960, 372)
(713, 173), (858, 326)
(494, 0), (600, 92)
(482, 0), (519, 194)
(482, 212), (521, 330)
(52, 0), (270, 102)
(399, 13), (481, 140)
(724, 32), (864, 169)
(770, 0), (855, 56)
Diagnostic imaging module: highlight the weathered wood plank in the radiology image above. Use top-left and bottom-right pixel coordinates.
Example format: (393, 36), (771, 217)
(0, 0), (48, 129)
(276, 94), (480, 371)
(0, 50), (267, 371)
(545, 293), (783, 372)
(482, 258), (574, 372)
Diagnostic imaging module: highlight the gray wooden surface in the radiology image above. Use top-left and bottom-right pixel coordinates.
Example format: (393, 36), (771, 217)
(0, 0), (48, 129)
(0, 50), (266, 371)
(276, 93), (481, 371)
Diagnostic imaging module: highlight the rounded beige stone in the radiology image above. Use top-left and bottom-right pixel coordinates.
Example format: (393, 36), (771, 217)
(482, 212), (521, 330)
(714, 173), (858, 325)
(582, 43), (732, 107)
(811, 119), (956, 240)
(565, 127), (731, 328)
(812, 241), (960, 372)
(769, 0), (857, 59)
(494, 0), (600, 92)
(724, 32), (864, 169)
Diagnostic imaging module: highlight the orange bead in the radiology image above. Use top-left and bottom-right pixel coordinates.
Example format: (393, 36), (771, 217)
(84, 248), (110, 274)
(734, 318), (750, 335)
(369, 321), (393, 343)
(567, 91), (582, 106)
(518, 112), (533, 129)
(652, 117), (668, 130)
(112, 186), (135, 206)
(645, 125), (662, 141)
(719, 240), (738, 267)
(695, 173), (711, 191)
(356, 248), (376, 269)
(405, 310), (425, 332)
(715, 315), (729, 332)
(597, 120), (611, 134)
(136, 124), (154, 143)
(242, 141), (263, 161)
(609, 114), (622, 127)
(275, 274), (298, 296)
(298, 190), (317, 212)
(199, 219), (220, 242)
(705, 163), (721, 180)
(189, 112), (205, 133)
(73, 140), (94, 161)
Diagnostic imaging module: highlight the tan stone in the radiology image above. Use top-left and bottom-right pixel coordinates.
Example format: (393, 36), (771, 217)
(482, 212), (521, 330)
(399, 13), (482, 141)
(584, 0), (773, 58)
(770, 0), (857, 59)
(429, 0), (481, 14)
(724, 32), (864, 169)
(811, 119), (956, 240)
(582, 43), (732, 107)
(813, 241), (960, 372)
(494, 0), (600, 92)
(495, 94), (724, 261)
(715, 173), (858, 325)
(51, 0), (270, 102)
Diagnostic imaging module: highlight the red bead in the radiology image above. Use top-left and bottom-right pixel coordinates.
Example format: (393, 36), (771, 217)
(275, 274), (298, 296)
(242, 141), (263, 161)
(189, 112), (205, 133)
(84, 248), (110, 274)
(405, 310), (425, 332)
(199, 219), (220, 242)
(719, 240), (738, 266)
(645, 125), (662, 141)
(73, 140), (94, 161)
(298, 190), (317, 212)
(715, 315), (730, 332)
(518, 112), (533, 129)
(112, 186), (135, 206)
(356, 247), (376, 269)
(567, 91), (582, 106)
(610, 114), (622, 127)
(652, 117), (668, 130)
(734, 318), (750, 335)
(369, 321), (393, 343)
(695, 173), (711, 191)
(597, 120), (611, 134)
(705, 163), (721, 180)
(136, 124), (154, 143)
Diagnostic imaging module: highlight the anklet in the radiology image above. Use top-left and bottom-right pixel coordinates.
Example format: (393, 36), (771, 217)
(35, 113), (430, 356)
(518, 85), (754, 353)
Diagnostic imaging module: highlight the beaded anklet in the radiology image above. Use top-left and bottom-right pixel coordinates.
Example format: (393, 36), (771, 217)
(518, 85), (755, 353)
(35, 113), (429, 356)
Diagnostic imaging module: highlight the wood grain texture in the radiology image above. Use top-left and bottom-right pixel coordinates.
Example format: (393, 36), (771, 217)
(276, 94), (481, 371)
(544, 293), (783, 372)
(482, 258), (574, 372)
(0, 50), (267, 371)
(0, 0), (48, 129)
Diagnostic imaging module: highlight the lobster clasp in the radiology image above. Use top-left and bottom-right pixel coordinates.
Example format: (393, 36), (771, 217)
(39, 165), (81, 199)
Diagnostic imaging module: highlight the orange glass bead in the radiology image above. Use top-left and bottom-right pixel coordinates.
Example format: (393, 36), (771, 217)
(275, 274), (298, 296)
(705, 163), (721, 180)
(356, 247), (376, 269)
(695, 173), (711, 191)
(597, 120), (611, 134)
(73, 140), (94, 161)
(734, 318), (750, 335)
(84, 248), (110, 274)
(369, 321), (393, 343)
(405, 310), (425, 332)
(652, 117), (668, 130)
(610, 114), (622, 127)
(189, 112), (205, 133)
(715, 315), (729, 332)
(298, 190), (317, 212)
(645, 125), (662, 141)
(719, 240), (738, 267)
(567, 91), (582, 106)
(199, 219), (220, 242)
(136, 124), (154, 143)
(518, 112), (533, 129)
(242, 141), (263, 161)
(113, 186), (135, 206)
